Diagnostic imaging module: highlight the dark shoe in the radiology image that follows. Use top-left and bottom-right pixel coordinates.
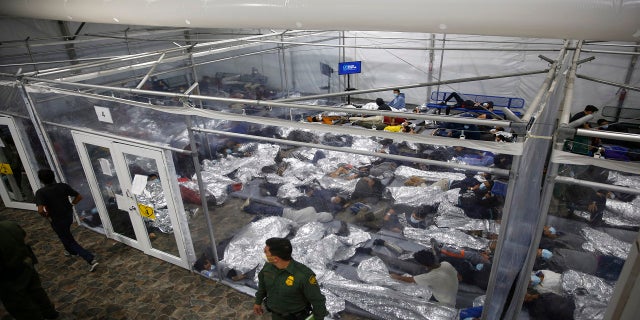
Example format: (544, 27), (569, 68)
(64, 251), (78, 257)
(355, 247), (373, 255)
(44, 311), (60, 319)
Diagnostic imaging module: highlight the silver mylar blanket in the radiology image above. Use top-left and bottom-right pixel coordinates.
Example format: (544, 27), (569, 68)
(562, 270), (614, 320)
(404, 226), (490, 251)
(136, 178), (172, 233)
(580, 227), (631, 259)
(219, 216), (293, 274)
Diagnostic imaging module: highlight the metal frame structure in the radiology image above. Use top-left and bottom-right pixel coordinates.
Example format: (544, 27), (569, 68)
(1, 27), (639, 320)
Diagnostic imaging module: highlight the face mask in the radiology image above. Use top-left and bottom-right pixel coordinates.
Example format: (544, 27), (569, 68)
(541, 249), (553, 260)
(530, 275), (541, 286)
(410, 215), (422, 225)
(479, 183), (487, 191)
(547, 227), (556, 236)
(394, 93), (399, 97)
(601, 125), (609, 129)
(475, 263), (484, 271)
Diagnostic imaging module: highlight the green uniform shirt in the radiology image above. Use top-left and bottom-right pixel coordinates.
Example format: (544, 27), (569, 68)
(255, 260), (328, 319)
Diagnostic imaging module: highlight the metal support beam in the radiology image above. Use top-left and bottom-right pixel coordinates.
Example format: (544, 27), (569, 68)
(192, 127), (511, 177)
(279, 69), (549, 103)
(135, 52), (166, 89)
(185, 115), (223, 280)
(575, 74), (640, 92)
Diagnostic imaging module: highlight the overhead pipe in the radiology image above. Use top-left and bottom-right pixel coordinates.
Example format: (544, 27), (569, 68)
(243, 39), (563, 52)
(580, 49), (640, 56)
(576, 74), (640, 92)
(1, 0), (639, 41)
(567, 113), (594, 128)
(574, 127), (640, 144)
(555, 176), (640, 195)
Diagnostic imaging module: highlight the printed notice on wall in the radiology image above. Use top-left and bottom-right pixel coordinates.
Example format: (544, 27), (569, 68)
(94, 106), (114, 123)
(98, 158), (113, 176)
(0, 163), (13, 175)
(131, 174), (148, 195)
(137, 203), (155, 220)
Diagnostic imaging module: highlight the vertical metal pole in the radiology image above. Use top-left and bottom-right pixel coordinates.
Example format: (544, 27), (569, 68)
(185, 115), (222, 279)
(18, 82), (64, 183)
(426, 34), (436, 104)
(183, 30), (213, 160)
(24, 38), (38, 74)
(615, 43), (638, 122)
(280, 33), (289, 96)
(340, 31), (345, 103)
(347, 75), (351, 105)
(435, 34), (446, 103)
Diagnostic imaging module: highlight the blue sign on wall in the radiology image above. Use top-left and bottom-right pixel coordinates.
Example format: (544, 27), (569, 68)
(338, 61), (362, 75)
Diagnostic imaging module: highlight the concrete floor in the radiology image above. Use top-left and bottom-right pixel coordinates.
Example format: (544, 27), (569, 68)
(0, 204), (368, 320)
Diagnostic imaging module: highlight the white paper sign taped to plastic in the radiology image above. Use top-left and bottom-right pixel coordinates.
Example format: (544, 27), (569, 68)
(94, 106), (114, 123)
(131, 174), (148, 195)
(98, 158), (113, 176)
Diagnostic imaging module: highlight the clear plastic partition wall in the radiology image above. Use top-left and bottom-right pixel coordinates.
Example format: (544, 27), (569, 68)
(184, 117), (515, 319)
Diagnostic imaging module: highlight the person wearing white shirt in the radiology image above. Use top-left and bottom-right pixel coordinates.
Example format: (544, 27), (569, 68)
(390, 249), (459, 307)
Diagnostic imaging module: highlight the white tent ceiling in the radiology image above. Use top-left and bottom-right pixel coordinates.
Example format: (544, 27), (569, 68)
(1, 0), (640, 42)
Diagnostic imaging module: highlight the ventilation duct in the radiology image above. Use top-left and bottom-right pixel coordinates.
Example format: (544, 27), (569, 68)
(1, 0), (639, 41)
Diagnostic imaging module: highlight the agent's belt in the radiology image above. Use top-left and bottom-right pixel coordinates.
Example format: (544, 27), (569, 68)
(267, 305), (311, 320)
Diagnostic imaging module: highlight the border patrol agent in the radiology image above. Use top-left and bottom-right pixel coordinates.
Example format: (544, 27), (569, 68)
(0, 221), (59, 319)
(253, 237), (328, 320)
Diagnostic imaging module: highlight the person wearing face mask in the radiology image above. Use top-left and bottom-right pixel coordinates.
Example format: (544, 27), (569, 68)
(382, 205), (436, 232)
(388, 89), (406, 110)
(254, 238), (328, 320)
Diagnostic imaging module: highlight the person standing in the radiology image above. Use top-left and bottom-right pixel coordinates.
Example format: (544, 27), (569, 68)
(253, 237), (328, 320)
(34, 169), (98, 272)
(0, 220), (59, 319)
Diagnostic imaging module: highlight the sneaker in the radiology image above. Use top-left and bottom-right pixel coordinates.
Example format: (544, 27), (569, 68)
(240, 197), (251, 210)
(89, 260), (99, 272)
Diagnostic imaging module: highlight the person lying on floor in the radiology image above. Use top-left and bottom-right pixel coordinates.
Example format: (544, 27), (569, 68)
(533, 247), (625, 282)
(382, 205), (436, 232)
(538, 225), (588, 251)
(289, 186), (347, 214)
(328, 163), (370, 180)
(240, 199), (334, 225)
